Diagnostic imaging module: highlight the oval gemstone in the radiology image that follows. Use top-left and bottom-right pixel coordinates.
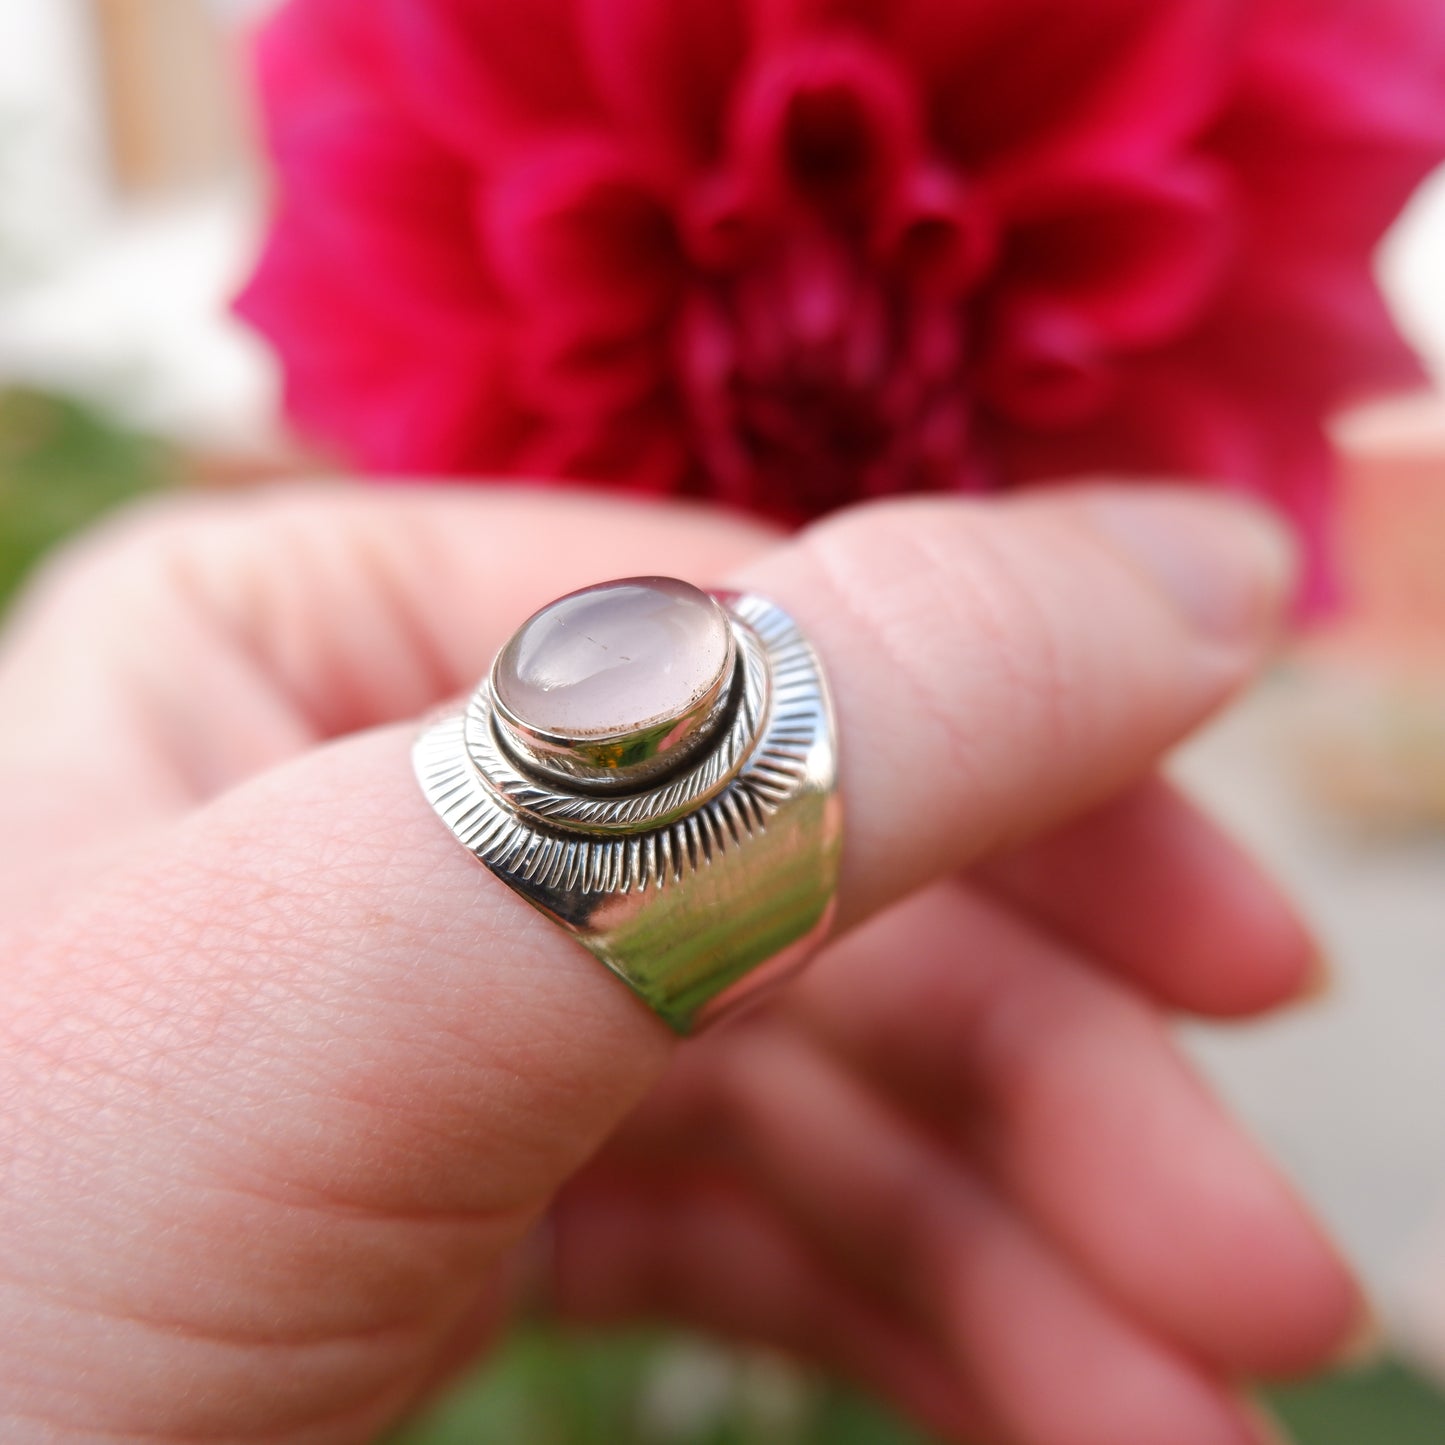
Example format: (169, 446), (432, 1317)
(493, 577), (732, 742)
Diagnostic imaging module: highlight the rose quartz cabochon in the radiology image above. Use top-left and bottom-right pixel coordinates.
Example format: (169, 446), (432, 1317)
(493, 578), (731, 740)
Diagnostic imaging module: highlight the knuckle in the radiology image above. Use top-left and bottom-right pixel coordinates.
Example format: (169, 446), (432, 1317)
(12, 495), (226, 645)
(4, 484), (389, 693)
(18, 482), (347, 617)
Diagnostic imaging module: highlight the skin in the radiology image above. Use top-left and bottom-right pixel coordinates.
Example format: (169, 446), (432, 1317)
(0, 481), (1362, 1445)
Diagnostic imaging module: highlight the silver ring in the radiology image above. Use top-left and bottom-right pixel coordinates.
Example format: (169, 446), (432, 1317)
(413, 577), (842, 1032)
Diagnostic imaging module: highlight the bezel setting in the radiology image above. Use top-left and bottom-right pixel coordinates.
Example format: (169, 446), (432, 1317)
(413, 588), (841, 1032)
(488, 578), (739, 793)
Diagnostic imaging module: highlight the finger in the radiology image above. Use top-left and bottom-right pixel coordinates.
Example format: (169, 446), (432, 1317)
(731, 485), (1296, 927)
(0, 484), (778, 856)
(551, 1172), (993, 1444)
(627, 1024), (1276, 1445)
(0, 730), (681, 1436)
(979, 774), (1322, 1016)
(0, 486), (1298, 1431)
(787, 881), (1362, 1376)
(4, 481), (1289, 912)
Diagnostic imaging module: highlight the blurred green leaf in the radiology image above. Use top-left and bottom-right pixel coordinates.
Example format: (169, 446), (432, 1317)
(1266, 1360), (1445, 1445)
(387, 1327), (1445, 1445)
(0, 386), (173, 607)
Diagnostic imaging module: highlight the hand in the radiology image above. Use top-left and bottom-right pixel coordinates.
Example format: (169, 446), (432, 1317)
(0, 482), (1360, 1445)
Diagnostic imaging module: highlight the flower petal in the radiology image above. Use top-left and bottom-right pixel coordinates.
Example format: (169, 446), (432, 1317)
(251, 0), (395, 137)
(253, 1), (498, 330)
(1193, 267), (1427, 415)
(727, 38), (921, 223)
(579, 0), (750, 168)
(482, 138), (683, 328)
(517, 396), (694, 496)
(876, 164), (996, 294)
(237, 0), (1445, 599)
(892, 0), (1242, 176)
(982, 360), (1339, 603)
(235, 219), (509, 474)
(1210, 3), (1445, 277)
(993, 163), (1233, 349)
(377, 0), (604, 164)
(268, 106), (494, 329)
(1240, 0), (1445, 158)
(480, 140), (681, 443)
(976, 306), (1117, 430)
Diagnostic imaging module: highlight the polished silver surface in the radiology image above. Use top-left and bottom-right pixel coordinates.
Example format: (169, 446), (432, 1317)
(415, 583), (841, 1032)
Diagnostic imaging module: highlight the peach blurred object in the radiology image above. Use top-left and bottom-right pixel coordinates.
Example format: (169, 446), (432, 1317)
(91, 0), (247, 198)
(1400, 1213), (1445, 1382)
(1291, 396), (1445, 828)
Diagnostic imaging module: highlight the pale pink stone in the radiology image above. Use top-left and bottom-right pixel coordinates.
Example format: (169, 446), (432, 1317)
(494, 578), (730, 740)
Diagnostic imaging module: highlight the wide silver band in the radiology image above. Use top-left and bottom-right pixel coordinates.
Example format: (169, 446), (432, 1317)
(413, 590), (841, 1032)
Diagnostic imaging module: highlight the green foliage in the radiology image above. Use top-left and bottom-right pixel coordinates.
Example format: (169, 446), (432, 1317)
(384, 1330), (934, 1445)
(389, 1328), (1445, 1445)
(1268, 1361), (1445, 1445)
(0, 386), (172, 606)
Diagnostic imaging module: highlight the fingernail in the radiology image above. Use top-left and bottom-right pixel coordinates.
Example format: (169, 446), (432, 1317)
(1242, 1399), (1296, 1445)
(1085, 491), (1299, 644)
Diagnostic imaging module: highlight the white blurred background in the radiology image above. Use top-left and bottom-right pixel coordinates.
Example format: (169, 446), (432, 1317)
(0, 0), (275, 449)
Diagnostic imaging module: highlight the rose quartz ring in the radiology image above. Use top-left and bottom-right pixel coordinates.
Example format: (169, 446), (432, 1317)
(414, 577), (841, 1032)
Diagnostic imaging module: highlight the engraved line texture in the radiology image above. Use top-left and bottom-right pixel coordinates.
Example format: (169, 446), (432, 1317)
(462, 617), (770, 834)
(414, 597), (830, 897)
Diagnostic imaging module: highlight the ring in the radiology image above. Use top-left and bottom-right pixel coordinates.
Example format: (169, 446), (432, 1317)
(413, 576), (842, 1032)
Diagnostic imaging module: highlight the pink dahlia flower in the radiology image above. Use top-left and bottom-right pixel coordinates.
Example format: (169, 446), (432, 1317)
(236, 0), (1445, 600)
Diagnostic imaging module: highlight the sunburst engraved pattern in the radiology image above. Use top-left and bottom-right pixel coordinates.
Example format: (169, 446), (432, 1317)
(413, 594), (829, 900)
(462, 617), (770, 833)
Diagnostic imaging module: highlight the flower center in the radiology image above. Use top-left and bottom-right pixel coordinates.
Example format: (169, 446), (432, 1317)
(676, 231), (971, 517)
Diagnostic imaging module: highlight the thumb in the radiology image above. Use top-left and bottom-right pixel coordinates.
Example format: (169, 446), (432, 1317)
(0, 486), (1293, 1436)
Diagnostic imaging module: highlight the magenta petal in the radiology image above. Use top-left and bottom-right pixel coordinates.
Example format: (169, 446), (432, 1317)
(251, 0), (395, 140)
(996, 162), (1233, 349)
(378, 0), (603, 163)
(516, 398), (692, 495)
(894, 0), (1239, 173)
(1241, 0), (1445, 154)
(978, 303), (1117, 429)
(989, 365), (1255, 491)
(268, 108), (493, 329)
(877, 164), (996, 292)
(728, 38), (921, 220)
(482, 139), (682, 327)
(745, 0), (892, 42)
(1192, 266), (1427, 415)
(236, 220), (504, 474)
(986, 359), (1337, 609)
(517, 311), (670, 421)
(579, 0), (748, 167)
(678, 171), (774, 272)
